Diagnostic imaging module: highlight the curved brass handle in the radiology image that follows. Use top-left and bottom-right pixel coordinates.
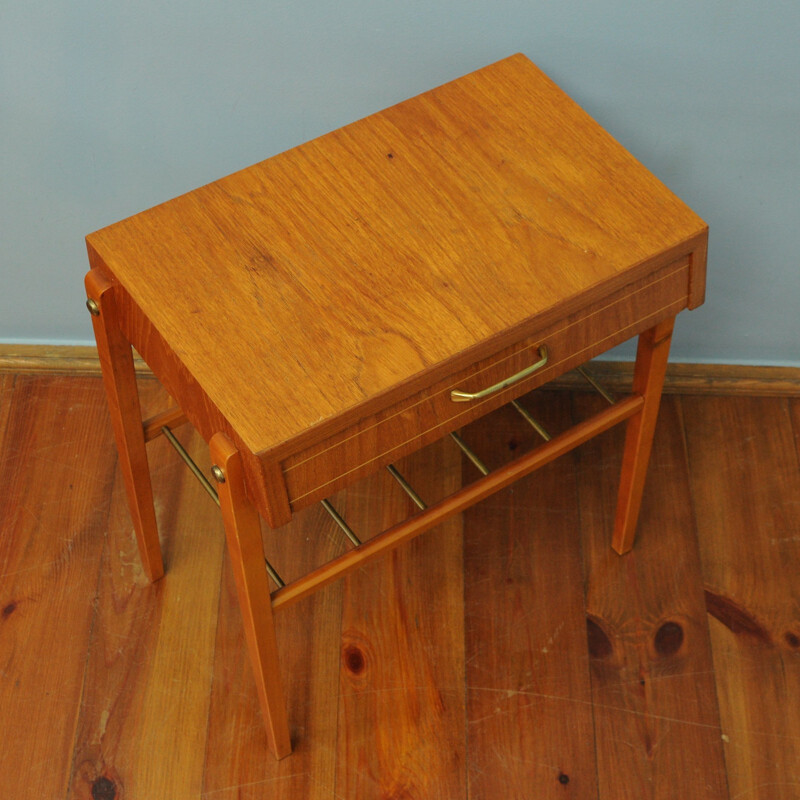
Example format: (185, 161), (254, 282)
(450, 345), (549, 402)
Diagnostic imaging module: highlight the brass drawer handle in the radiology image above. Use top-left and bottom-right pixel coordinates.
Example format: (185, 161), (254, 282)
(450, 345), (549, 402)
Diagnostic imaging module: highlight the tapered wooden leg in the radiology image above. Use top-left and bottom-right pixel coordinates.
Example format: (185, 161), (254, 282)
(210, 433), (292, 759)
(85, 269), (164, 581)
(611, 317), (675, 554)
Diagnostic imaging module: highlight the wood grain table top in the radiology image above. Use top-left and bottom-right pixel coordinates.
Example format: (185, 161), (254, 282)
(86, 53), (707, 458)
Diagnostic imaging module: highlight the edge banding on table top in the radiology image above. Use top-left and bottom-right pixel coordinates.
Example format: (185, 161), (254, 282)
(86, 53), (707, 457)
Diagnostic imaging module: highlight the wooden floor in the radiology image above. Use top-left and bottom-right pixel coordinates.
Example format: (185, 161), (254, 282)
(1, 373), (799, 799)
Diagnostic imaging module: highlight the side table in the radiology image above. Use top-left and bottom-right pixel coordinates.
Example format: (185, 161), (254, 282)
(84, 54), (707, 758)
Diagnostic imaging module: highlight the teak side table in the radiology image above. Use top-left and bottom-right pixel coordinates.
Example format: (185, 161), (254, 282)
(84, 54), (707, 759)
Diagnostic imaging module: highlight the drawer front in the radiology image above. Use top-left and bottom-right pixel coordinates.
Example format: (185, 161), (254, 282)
(282, 258), (690, 510)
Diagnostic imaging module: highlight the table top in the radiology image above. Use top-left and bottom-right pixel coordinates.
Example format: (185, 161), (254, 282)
(86, 53), (706, 458)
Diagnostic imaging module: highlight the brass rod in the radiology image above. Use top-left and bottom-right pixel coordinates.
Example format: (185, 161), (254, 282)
(511, 399), (552, 442)
(577, 366), (615, 405)
(449, 432), (489, 475)
(386, 465), (427, 510)
(271, 394), (645, 611)
(264, 558), (285, 589)
(161, 426), (220, 507)
(163, 425), (285, 588)
(321, 499), (361, 547)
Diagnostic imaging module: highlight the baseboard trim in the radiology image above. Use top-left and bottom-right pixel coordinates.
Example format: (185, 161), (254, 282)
(0, 344), (150, 376)
(551, 360), (800, 397)
(2, 344), (799, 397)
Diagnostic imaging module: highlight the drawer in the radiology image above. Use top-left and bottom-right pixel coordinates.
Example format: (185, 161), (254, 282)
(281, 258), (690, 510)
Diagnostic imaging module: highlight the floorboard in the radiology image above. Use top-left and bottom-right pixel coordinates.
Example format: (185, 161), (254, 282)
(335, 441), (466, 799)
(575, 394), (728, 799)
(0, 374), (13, 445)
(202, 498), (345, 799)
(67, 385), (226, 799)
(462, 395), (598, 799)
(0, 377), (117, 798)
(0, 376), (797, 797)
(683, 396), (800, 800)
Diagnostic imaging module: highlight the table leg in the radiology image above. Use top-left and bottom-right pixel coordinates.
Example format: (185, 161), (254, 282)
(611, 316), (675, 554)
(210, 433), (292, 759)
(85, 269), (164, 581)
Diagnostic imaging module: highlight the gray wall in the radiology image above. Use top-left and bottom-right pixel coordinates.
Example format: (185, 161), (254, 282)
(2, 1), (798, 365)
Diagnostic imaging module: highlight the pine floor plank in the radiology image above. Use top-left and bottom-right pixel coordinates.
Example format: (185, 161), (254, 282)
(202, 500), (345, 799)
(684, 396), (800, 800)
(335, 440), (467, 799)
(3, 374), (799, 797)
(574, 395), (728, 799)
(67, 387), (227, 799)
(0, 374), (14, 487)
(0, 374), (13, 443)
(0, 377), (117, 799)
(462, 395), (598, 799)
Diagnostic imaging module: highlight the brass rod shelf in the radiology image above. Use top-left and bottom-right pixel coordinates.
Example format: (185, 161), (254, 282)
(449, 431), (489, 475)
(161, 426), (220, 506)
(511, 399), (552, 441)
(577, 366), (615, 405)
(161, 424), (284, 586)
(264, 560), (286, 589)
(321, 498), (361, 547)
(270, 394), (644, 612)
(386, 465), (427, 510)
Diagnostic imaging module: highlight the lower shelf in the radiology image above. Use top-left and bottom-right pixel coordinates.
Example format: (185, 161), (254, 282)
(270, 392), (642, 611)
(150, 365), (638, 613)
